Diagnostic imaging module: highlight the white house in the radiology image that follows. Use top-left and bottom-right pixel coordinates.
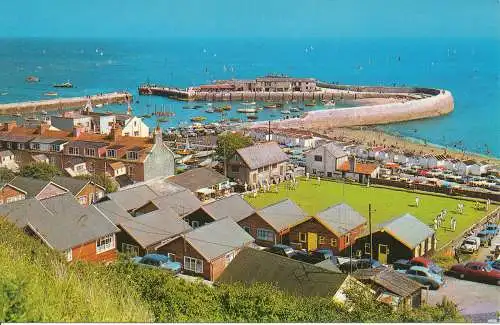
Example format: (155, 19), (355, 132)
(469, 162), (490, 176)
(119, 116), (149, 138)
(457, 160), (476, 176)
(305, 142), (348, 177)
(0, 150), (19, 172)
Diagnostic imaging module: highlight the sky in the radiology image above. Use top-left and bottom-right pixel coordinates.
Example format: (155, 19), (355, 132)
(0, 0), (499, 39)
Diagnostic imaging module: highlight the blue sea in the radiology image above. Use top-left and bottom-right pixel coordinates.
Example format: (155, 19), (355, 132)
(0, 37), (498, 157)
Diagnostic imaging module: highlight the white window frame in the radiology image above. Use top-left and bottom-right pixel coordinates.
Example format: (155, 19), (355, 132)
(256, 228), (275, 242)
(65, 248), (73, 262)
(127, 151), (138, 160)
(191, 220), (200, 228)
(69, 147), (80, 155)
(225, 251), (235, 266)
(96, 234), (115, 254)
(107, 149), (116, 158)
(84, 147), (96, 157)
(364, 243), (371, 255)
(184, 256), (203, 273)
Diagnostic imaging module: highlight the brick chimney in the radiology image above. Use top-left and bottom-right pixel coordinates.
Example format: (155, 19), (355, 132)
(153, 124), (163, 145)
(37, 123), (50, 135)
(3, 121), (17, 131)
(72, 125), (85, 138)
(109, 122), (122, 141)
(348, 155), (356, 173)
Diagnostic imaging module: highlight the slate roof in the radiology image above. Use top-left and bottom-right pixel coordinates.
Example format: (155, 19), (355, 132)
(378, 213), (434, 249)
(0, 193), (118, 251)
(324, 142), (348, 158)
(217, 247), (349, 297)
(352, 266), (423, 298)
(257, 199), (308, 232)
(52, 176), (100, 196)
(120, 208), (191, 248)
(183, 217), (254, 261)
(107, 185), (159, 211)
(236, 142), (288, 170)
(202, 194), (255, 222)
(316, 203), (366, 236)
(94, 199), (132, 225)
(151, 190), (202, 217)
(8, 176), (51, 198)
(314, 259), (342, 273)
(168, 167), (228, 192)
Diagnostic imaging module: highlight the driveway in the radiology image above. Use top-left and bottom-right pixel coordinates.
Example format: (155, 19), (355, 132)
(427, 276), (499, 322)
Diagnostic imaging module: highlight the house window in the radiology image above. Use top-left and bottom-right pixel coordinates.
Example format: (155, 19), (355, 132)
(243, 226), (250, 233)
(31, 143), (40, 150)
(299, 232), (307, 243)
(184, 256), (203, 273)
(69, 147), (79, 155)
(327, 172), (332, 177)
(134, 131), (139, 136)
(256, 228), (275, 242)
(127, 151), (138, 160)
(272, 163), (277, 169)
(64, 248), (72, 262)
(122, 243), (140, 256)
(191, 220), (200, 228)
(331, 238), (337, 247)
(107, 149), (116, 158)
(231, 165), (239, 173)
(78, 196), (87, 205)
(225, 251), (235, 266)
(127, 165), (135, 176)
(96, 234), (115, 254)
(319, 236), (325, 244)
(6, 142), (11, 149)
(50, 144), (59, 152)
(345, 234), (350, 245)
(365, 243), (371, 255)
(6, 194), (24, 203)
(84, 148), (96, 157)
(314, 155), (322, 162)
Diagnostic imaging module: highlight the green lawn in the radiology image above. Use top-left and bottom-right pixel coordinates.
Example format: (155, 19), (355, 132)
(245, 178), (495, 249)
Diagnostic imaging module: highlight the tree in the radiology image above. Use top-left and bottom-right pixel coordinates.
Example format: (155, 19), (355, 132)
(215, 132), (253, 161)
(0, 167), (15, 183)
(76, 173), (118, 193)
(19, 162), (61, 180)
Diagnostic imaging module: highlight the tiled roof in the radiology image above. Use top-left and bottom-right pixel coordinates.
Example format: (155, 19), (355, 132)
(168, 167), (228, 192)
(218, 248), (349, 297)
(338, 161), (378, 175)
(378, 213), (434, 249)
(316, 203), (366, 235)
(258, 199), (308, 232)
(202, 194), (255, 222)
(353, 266), (423, 298)
(236, 142), (288, 170)
(151, 190), (201, 217)
(8, 176), (51, 198)
(52, 176), (100, 196)
(107, 185), (159, 211)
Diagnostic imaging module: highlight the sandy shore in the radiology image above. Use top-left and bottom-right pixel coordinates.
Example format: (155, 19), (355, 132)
(316, 126), (499, 164)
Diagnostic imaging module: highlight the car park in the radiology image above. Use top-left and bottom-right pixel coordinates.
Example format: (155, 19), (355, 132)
(339, 258), (381, 273)
(449, 261), (500, 285)
(310, 248), (334, 261)
(397, 265), (444, 289)
(460, 236), (481, 253)
(476, 230), (493, 247)
(131, 254), (182, 274)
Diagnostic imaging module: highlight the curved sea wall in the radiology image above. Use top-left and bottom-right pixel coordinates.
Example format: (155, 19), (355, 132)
(254, 90), (454, 129)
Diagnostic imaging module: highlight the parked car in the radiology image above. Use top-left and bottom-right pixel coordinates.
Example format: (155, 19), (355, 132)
(290, 250), (324, 264)
(397, 266), (444, 289)
(483, 223), (499, 237)
(131, 254), (182, 274)
(486, 260), (500, 271)
(310, 248), (334, 261)
(410, 257), (444, 276)
(449, 262), (500, 285)
(264, 244), (295, 257)
(339, 258), (381, 273)
(476, 230), (493, 247)
(392, 259), (412, 271)
(460, 236), (481, 253)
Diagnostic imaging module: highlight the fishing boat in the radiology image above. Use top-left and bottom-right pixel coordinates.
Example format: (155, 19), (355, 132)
(205, 108), (215, 113)
(237, 108), (257, 113)
(222, 104), (231, 111)
(53, 81), (73, 88)
(256, 107), (263, 111)
(158, 117), (169, 123)
(229, 118), (242, 123)
(194, 150), (215, 158)
(290, 107), (300, 112)
(198, 157), (213, 167)
(246, 114), (258, 120)
(305, 101), (316, 107)
(242, 101), (256, 105)
(190, 116), (207, 122)
(194, 104), (204, 109)
(264, 103), (277, 109)
(323, 100), (336, 107)
(25, 76), (40, 83)
(183, 105), (193, 110)
(281, 110), (291, 114)
(44, 92), (58, 96)
(214, 107), (224, 113)
(95, 103), (104, 108)
(0, 92), (8, 96)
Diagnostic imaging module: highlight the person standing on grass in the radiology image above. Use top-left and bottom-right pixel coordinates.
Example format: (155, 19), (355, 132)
(415, 196), (420, 207)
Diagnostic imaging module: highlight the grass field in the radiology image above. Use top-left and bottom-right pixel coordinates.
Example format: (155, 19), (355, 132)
(245, 178), (496, 249)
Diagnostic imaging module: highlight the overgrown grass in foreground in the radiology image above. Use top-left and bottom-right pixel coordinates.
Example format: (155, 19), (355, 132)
(0, 218), (464, 322)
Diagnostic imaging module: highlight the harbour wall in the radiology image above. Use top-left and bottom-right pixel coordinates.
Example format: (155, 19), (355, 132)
(252, 90), (454, 129)
(0, 92), (132, 114)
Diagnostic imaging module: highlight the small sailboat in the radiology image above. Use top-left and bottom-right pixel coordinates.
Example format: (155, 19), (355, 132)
(191, 116), (207, 122)
(158, 117), (169, 123)
(242, 101), (256, 105)
(0, 92), (8, 96)
(237, 108), (257, 113)
(53, 81), (73, 88)
(95, 103), (103, 108)
(324, 100), (336, 107)
(229, 117), (242, 123)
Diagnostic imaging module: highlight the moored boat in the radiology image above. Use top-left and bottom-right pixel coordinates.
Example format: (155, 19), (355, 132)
(237, 108), (257, 113)
(95, 103), (104, 108)
(281, 110), (291, 114)
(290, 107), (300, 112)
(246, 114), (258, 120)
(305, 101), (316, 106)
(242, 101), (256, 105)
(206, 108), (215, 113)
(214, 107), (224, 113)
(324, 100), (336, 107)
(25, 76), (40, 83)
(53, 81), (73, 88)
(222, 104), (231, 111)
(44, 92), (58, 96)
(190, 116), (207, 122)
(264, 103), (277, 109)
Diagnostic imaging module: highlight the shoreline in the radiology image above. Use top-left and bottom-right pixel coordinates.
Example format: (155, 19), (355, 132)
(315, 126), (499, 163)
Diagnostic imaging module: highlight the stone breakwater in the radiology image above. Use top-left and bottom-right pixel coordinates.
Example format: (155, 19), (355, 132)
(252, 89), (454, 129)
(0, 92), (132, 114)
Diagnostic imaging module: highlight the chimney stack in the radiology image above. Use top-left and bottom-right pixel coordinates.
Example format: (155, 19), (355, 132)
(3, 121), (17, 131)
(109, 122), (122, 142)
(153, 124), (163, 145)
(37, 123), (50, 135)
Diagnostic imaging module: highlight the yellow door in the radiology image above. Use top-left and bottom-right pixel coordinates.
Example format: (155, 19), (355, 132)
(378, 244), (389, 264)
(307, 232), (318, 251)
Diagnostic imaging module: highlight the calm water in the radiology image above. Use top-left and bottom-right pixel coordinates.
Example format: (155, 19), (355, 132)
(0, 37), (498, 157)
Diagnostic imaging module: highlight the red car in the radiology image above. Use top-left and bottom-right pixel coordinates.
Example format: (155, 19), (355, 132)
(449, 262), (500, 285)
(410, 257), (444, 275)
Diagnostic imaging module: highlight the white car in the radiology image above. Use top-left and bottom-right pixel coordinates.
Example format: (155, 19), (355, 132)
(461, 236), (481, 253)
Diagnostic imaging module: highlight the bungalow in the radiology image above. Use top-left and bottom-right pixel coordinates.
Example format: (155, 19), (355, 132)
(9, 176), (69, 200)
(217, 247), (357, 300)
(51, 175), (105, 206)
(457, 159), (476, 176)
(201, 194), (255, 225)
(352, 267), (424, 309)
(353, 213), (436, 264)
(168, 167), (231, 201)
(0, 193), (119, 263)
(157, 217), (255, 281)
(0, 183), (26, 205)
(289, 203), (367, 254)
(338, 157), (379, 184)
(227, 142), (288, 188)
(305, 142), (348, 178)
(469, 161), (490, 176)
(238, 198), (308, 247)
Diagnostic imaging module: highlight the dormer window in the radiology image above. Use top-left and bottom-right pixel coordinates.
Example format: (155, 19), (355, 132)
(69, 147), (79, 155)
(127, 151), (138, 160)
(107, 149), (116, 158)
(50, 144), (59, 152)
(31, 143), (40, 150)
(84, 148), (96, 157)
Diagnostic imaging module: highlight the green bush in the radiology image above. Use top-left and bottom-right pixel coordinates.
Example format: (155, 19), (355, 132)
(19, 162), (61, 180)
